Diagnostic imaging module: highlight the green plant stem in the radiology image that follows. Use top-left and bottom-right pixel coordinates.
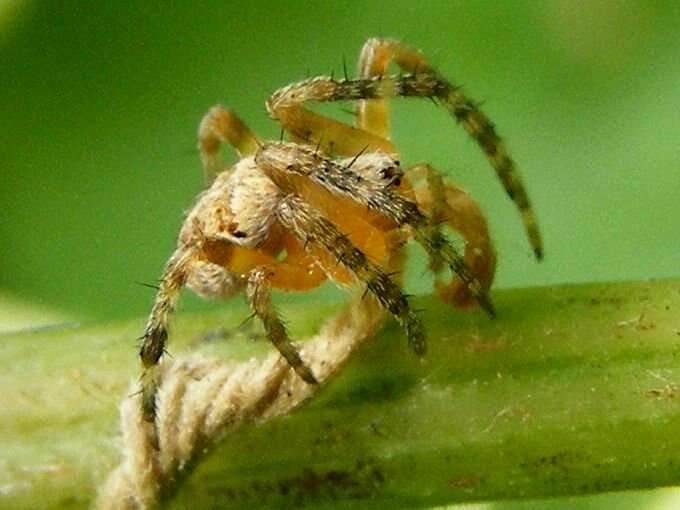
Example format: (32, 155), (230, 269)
(1, 280), (679, 509)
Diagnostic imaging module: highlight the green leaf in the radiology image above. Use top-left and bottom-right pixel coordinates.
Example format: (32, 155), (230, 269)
(1, 279), (679, 509)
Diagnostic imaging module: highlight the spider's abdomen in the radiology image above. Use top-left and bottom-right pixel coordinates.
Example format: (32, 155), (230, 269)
(185, 260), (243, 300)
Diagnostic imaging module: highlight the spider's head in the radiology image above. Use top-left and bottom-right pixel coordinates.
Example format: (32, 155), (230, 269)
(339, 151), (404, 188)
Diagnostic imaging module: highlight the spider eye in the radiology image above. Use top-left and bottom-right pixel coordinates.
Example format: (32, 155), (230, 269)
(381, 167), (394, 179)
(227, 222), (248, 238)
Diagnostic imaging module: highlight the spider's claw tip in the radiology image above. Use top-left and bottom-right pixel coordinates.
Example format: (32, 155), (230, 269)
(478, 295), (496, 318)
(300, 369), (319, 385)
(410, 338), (427, 357)
(533, 246), (544, 261)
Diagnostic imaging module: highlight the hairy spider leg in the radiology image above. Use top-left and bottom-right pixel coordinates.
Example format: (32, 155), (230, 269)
(276, 194), (426, 355)
(269, 101), (396, 157)
(246, 267), (318, 384)
(354, 38), (496, 305)
(256, 143), (495, 316)
(409, 163), (497, 307)
(266, 73), (396, 157)
(267, 71), (543, 260)
(265, 39), (427, 158)
(139, 244), (197, 422)
(356, 37), (432, 139)
(354, 38), (433, 289)
(198, 105), (261, 178)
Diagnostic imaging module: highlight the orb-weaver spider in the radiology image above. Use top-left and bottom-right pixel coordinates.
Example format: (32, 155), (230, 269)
(139, 37), (542, 422)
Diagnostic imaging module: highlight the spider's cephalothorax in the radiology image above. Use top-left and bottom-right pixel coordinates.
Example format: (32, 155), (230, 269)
(139, 38), (542, 421)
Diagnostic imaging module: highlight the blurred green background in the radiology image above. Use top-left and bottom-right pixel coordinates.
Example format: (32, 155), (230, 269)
(1, 1), (679, 507)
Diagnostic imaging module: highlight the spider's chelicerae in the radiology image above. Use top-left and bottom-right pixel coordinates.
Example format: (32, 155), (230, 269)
(139, 38), (542, 421)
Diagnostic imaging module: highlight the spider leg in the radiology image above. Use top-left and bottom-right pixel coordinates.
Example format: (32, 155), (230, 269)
(139, 243), (198, 422)
(257, 144), (495, 316)
(187, 230), (330, 384)
(410, 163), (497, 307)
(198, 105), (260, 179)
(267, 57), (396, 157)
(356, 37), (431, 138)
(267, 68), (542, 260)
(275, 194), (426, 355)
(246, 266), (318, 385)
(268, 98), (396, 157)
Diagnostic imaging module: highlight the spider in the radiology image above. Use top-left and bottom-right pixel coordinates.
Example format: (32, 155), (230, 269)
(138, 38), (542, 422)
